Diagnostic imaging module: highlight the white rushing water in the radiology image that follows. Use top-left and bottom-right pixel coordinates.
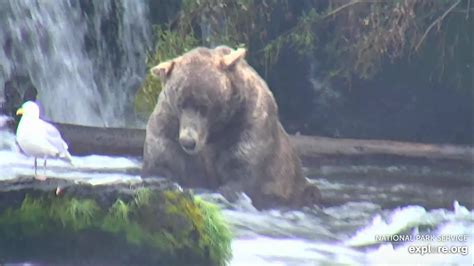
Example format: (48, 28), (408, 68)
(0, 0), (151, 126)
(1, 129), (472, 265)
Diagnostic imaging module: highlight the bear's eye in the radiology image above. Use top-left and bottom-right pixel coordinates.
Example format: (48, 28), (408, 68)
(181, 98), (208, 115)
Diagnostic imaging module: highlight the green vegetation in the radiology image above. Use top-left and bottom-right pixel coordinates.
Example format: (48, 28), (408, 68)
(137, 0), (472, 115)
(195, 197), (233, 265)
(135, 26), (199, 115)
(0, 188), (232, 265)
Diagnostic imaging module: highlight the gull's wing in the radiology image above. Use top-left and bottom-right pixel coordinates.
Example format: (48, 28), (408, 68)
(38, 119), (69, 153)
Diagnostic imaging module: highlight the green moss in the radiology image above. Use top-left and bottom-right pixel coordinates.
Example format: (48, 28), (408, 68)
(53, 198), (101, 231)
(109, 199), (130, 222)
(0, 188), (232, 265)
(17, 195), (51, 235)
(1, 195), (101, 233)
(195, 197), (233, 266)
(101, 199), (130, 233)
(133, 187), (153, 207)
(161, 191), (232, 265)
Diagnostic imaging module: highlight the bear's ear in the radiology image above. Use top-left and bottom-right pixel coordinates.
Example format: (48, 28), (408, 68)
(151, 60), (175, 79)
(221, 48), (246, 69)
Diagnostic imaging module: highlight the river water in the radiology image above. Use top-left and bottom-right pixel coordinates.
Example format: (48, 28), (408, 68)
(1, 129), (472, 265)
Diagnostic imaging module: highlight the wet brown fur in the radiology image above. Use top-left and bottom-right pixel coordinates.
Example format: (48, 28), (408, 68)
(143, 46), (321, 209)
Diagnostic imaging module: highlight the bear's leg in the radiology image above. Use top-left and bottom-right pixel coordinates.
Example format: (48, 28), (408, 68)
(214, 141), (268, 208)
(142, 99), (191, 180)
(142, 134), (187, 179)
(143, 134), (212, 187)
(215, 158), (253, 203)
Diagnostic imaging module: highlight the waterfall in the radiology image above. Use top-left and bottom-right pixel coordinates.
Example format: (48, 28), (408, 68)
(0, 0), (151, 127)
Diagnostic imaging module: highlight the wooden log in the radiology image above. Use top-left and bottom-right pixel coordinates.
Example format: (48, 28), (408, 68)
(289, 135), (474, 164)
(55, 123), (474, 164)
(52, 123), (145, 156)
(6, 122), (474, 164)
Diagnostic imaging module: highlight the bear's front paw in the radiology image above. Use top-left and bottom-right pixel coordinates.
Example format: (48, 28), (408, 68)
(299, 183), (322, 207)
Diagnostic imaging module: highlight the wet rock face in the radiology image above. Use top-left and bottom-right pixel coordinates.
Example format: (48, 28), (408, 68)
(142, 46), (321, 209)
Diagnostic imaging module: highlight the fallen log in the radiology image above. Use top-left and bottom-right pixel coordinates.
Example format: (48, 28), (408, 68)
(5, 122), (474, 165)
(53, 123), (145, 156)
(290, 135), (474, 164)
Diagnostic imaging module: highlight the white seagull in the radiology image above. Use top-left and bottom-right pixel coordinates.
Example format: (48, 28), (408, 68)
(16, 101), (73, 180)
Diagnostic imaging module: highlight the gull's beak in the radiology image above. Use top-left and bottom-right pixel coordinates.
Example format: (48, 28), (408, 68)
(16, 108), (24, 116)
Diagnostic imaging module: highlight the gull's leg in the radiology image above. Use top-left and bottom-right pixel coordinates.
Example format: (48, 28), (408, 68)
(34, 158), (47, 181)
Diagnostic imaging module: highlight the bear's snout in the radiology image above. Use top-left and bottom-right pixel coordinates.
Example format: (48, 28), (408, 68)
(179, 128), (200, 154)
(180, 135), (197, 152)
(179, 110), (207, 155)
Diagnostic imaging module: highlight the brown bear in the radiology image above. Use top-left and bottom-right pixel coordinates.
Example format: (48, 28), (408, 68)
(142, 46), (321, 209)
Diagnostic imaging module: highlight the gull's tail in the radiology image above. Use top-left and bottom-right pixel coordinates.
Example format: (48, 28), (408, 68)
(61, 151), (75, 166)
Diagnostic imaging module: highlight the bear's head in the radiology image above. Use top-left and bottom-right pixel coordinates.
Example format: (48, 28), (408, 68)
(151, 46), (246, 155)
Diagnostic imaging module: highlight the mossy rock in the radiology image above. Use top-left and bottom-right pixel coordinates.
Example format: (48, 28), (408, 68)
(0, 177), (232, 265)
